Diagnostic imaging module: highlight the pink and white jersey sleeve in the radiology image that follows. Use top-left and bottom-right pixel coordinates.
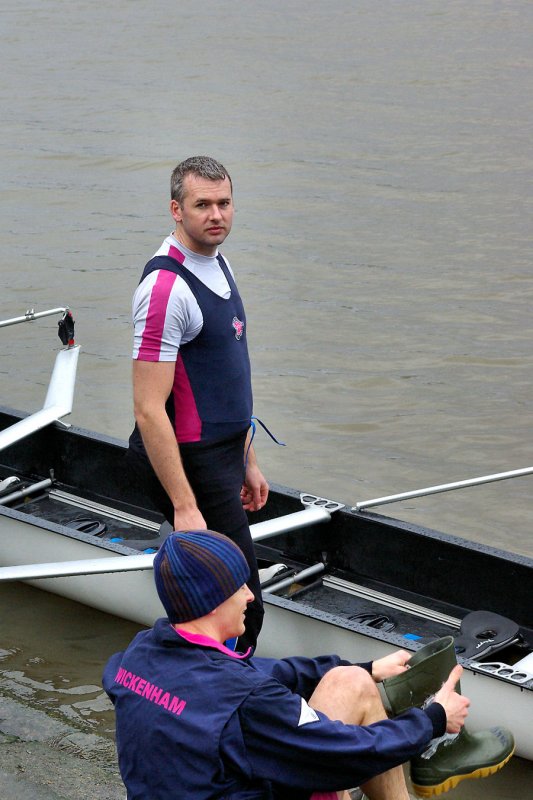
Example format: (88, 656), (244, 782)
(132, 270), (202, 362)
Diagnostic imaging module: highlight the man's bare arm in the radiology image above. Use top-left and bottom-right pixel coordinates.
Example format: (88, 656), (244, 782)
(132, 360), (206, 531)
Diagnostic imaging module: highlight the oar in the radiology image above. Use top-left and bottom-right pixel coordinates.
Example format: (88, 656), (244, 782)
(353, 465), (533, 511)
(0, 552), (155, 581)
(0, 504), (333, 583)
(249, 504), (331, 541)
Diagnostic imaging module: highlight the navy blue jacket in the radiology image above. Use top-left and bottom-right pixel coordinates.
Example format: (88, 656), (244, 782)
(103, 619), (444, 800)
(103, 619), (443, 799)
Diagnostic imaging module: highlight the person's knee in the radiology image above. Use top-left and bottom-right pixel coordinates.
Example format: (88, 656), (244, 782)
(325, 665), (379, 700)
(310, 665), (380, 724)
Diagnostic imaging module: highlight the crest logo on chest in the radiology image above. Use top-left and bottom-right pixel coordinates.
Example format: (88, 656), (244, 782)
(232, 316), (245, 340)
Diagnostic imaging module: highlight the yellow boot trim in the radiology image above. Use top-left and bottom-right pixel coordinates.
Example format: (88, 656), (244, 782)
(411, 747), (515, 798)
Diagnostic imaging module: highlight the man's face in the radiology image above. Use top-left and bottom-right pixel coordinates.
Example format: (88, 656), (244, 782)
(215, 584), (254, 640)
(170, 174), (234, 256)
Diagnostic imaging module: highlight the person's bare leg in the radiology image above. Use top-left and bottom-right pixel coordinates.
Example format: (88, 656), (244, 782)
(308, 666), (410, 800)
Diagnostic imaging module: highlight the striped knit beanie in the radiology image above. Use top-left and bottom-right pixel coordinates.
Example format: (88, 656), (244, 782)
(153, 530), (250, 623)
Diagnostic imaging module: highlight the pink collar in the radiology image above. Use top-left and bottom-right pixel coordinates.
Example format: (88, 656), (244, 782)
(175, 628), (251, 659)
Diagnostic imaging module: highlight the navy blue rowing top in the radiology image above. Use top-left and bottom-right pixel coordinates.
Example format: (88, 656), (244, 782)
(130, 252), (252, 449)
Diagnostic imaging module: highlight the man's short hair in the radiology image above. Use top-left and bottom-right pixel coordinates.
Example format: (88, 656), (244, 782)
(170, 156), (232, 204)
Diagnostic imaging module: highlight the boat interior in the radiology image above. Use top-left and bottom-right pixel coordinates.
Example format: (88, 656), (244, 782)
(1, 405), (532, 689)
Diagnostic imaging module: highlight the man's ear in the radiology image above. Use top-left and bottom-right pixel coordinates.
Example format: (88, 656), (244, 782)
(170, 199), (182, 223)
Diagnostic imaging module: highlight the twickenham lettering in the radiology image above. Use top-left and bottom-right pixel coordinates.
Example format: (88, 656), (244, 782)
(114, 667), (187, 716)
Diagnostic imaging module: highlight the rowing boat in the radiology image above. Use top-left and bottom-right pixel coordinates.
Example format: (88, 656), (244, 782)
(0, 308), (532, 760)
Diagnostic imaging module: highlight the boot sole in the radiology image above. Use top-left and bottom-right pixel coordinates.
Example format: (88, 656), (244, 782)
(411, 747), (515, 797)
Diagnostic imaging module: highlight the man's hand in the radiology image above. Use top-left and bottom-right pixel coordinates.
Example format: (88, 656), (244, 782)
(241, 463), (269, 512)
(371, 650), (411, 682)
(173, 505), (207, 533)
(434, 665), (470, 733)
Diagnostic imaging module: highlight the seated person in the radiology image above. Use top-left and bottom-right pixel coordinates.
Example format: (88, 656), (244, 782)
(103, 529), (511, 800)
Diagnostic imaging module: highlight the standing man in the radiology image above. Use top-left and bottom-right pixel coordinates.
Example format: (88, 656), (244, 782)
(126, 156), (268, 648)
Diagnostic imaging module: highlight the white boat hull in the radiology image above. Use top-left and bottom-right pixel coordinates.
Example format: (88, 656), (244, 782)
(0, 513), (162, 625)
(0, 513), (531, 761)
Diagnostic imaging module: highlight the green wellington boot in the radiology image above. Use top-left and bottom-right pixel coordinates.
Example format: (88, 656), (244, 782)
(382, 637), (515, 798)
